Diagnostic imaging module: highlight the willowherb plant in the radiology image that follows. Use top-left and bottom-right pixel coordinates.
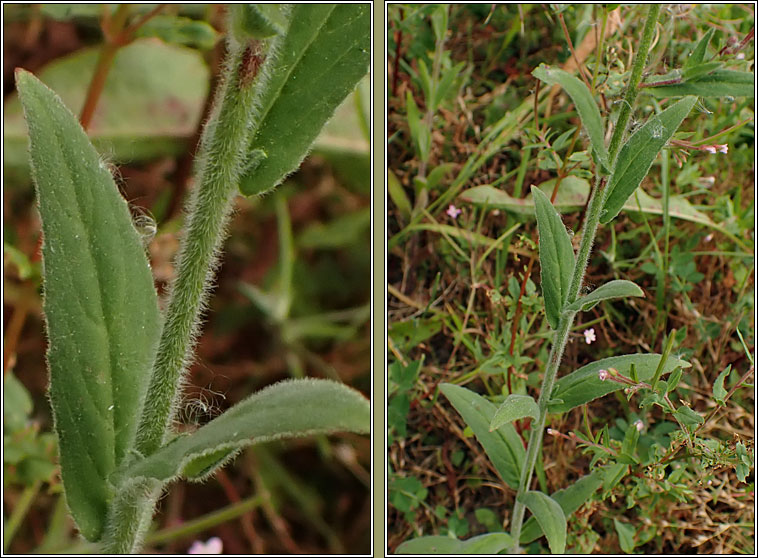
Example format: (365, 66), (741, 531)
(16, 4), (369, 553)
(397, 5), (753, 555)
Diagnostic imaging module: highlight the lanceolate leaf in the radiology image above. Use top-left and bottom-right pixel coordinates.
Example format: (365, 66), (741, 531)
(239, 4), (370, 196)
(16, 70), (161, 541)
(396, 533), (513, 555)
(549, 354), (691, 413)
(564, 279), (644, 314)
(533, 186), (576, 329)
(520, 470), (603, 544)
(532, 64), (608, 168)
(518, 491), (567, 554)
(116, 379), (369, 484)
(489, 394), (540, 431)
(601, 96), (697, 224)
(440, 383), (525, 489)
(646, 70), (754, 98)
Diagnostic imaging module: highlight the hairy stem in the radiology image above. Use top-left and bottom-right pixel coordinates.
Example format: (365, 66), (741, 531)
(508, 5), (661, 552)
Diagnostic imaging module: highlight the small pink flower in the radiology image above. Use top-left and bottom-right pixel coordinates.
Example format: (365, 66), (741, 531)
(583, 328), (596, 345)
(634, 419), (644, 432)
(546, 428), (557, 436)
(598, 369), (610, 381)
(446, 204), (462, 219)
(188, 537), (223, 554)
(703, 145), (717, 154)
(717, 144), (728, 153)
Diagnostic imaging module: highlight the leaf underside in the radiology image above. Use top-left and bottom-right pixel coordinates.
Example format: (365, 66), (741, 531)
(16, 70), (161, 541)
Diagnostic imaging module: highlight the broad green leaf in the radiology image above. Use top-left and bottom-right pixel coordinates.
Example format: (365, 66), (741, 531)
(532, 186), (575, 329)
(396, 533), (513, 555)
(549, 354), (691, 413)
(16, 70), (161, 541)
(646, 70), (754, 98)
(712, 365), (730, 405)
(614, 518), (637, 553)
(564, 279), (644, 313)
(601, 96), (698, 224)
(520, 470), (603, 544)
(439, 383), (525, 489)
(116, 379), (369, 484)
(489, 394), (539, 431)
(518, 491), (567, 554)
(532, 64), (608, 168)
(4, 40), (209, 171)
(239, 4), (370, 196)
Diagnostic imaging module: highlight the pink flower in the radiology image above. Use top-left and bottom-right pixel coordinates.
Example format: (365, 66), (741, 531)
(703, 145), (717, 154)
(717, 144), (728, 153)
(598, 369), (610, 381)
(446, 204), (462, 219)
(583, 328), (596, 344)
(634, 419), (644, 432)
(188, 537), (223, 554)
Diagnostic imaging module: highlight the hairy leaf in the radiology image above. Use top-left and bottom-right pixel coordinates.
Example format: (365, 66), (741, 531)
(549, 354), (691, 413)
(518, 491), (567, 554)
(17, 70), (161, 541)
(489, 394), (539, 431)
(440, 383), (525, 489)
(239, 4), (370, 196)
(533, 186), (575, 329)
(601, 96), (697, 224)
(116, 379), (369, 484)
(564, 279), (644, 314)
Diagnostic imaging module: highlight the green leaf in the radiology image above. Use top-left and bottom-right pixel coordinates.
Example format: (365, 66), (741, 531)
(433, 61), (466, 110)
(430, 4), (449, 42)
(601, 96), (698, 224)
(673, 405), (704, 427)
(4, 40), (210, 171)
(3, 373), (33, 433)
(520, 470), (603, 544)
(406, 90), (431, 162)
(239, 4), (370, 196)
(684, 29), (714, 69)
(565, 279), (644, 313)
(389, 170), (412, 218)
(666, 367), (683, 393)
(712, 365), (730, 405)
(614, 518), (637, 553)
(116, 379), (369, 484)
(518, 490), (567, 554)
(135, 15), (219, 50)
(396, 532), (513, 555)
(489, 394), (539, 431)
(549, 354), (691, 413)
(646, 70), (754, 98)
(16, 70), (161, 542)
(681, 61), (723, 81)
(532, 64), (608, 168)
(439, 383), (525, 489)
(532, 186), (575, 329)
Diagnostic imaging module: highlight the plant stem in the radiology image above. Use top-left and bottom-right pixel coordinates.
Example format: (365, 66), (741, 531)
(135, 32), (276, 458)
(508, 5), (661, 552)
